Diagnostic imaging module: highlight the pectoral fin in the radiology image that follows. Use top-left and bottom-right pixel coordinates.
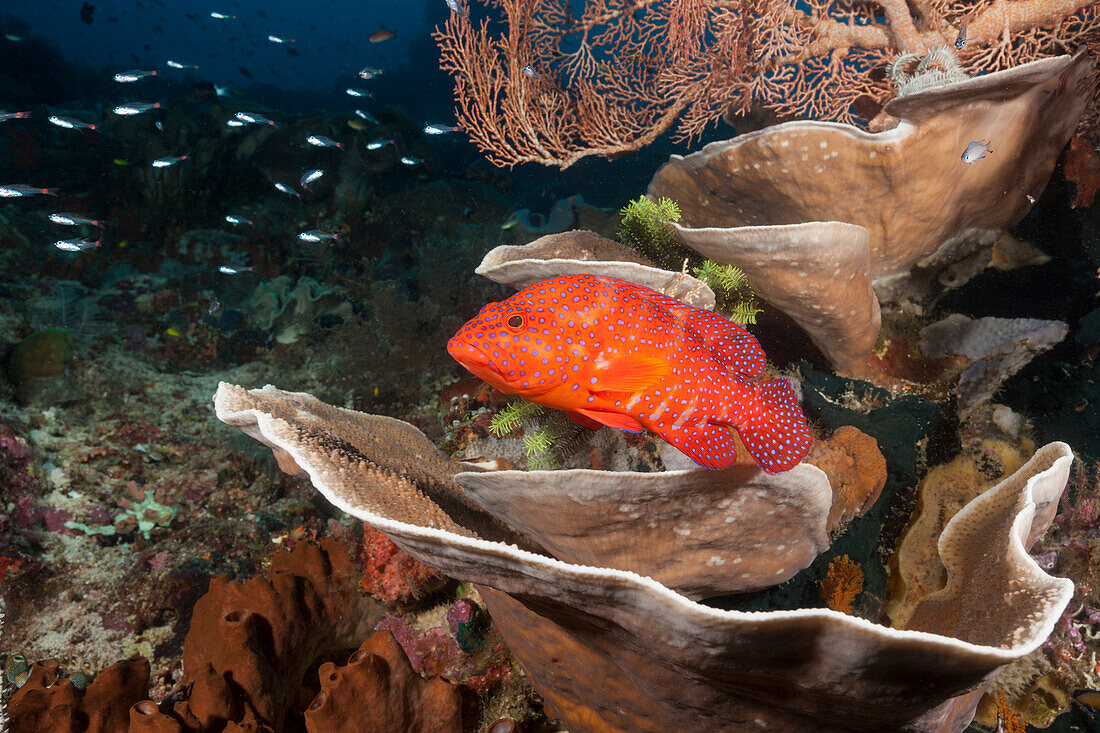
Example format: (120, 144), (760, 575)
(575, 408), (645, 433)
(593, 353), (669, 392)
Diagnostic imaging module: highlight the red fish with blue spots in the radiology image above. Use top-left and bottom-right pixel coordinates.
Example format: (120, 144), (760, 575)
(447, 274), (812, 473)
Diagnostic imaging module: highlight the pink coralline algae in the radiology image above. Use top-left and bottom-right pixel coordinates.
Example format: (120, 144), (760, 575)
(376, 609), (513, 694)
(360, 522), (439, 602)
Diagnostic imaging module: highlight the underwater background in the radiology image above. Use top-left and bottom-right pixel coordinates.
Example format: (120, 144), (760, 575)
(0, 0), (1099, 731)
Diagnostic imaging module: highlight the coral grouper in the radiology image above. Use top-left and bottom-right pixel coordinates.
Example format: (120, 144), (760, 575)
(448, 274), (812, 473)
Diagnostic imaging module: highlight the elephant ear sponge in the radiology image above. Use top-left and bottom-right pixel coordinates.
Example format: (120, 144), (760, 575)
(7, 328), (74, 383)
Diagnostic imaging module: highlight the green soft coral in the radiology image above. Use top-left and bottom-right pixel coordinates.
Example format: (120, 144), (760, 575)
(618, 196), (762, 325)
(617, 196), (696, 271)
(692, 260), (763, 326)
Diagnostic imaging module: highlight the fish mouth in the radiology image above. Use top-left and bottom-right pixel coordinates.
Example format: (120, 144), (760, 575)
(447, 339), (508, 386)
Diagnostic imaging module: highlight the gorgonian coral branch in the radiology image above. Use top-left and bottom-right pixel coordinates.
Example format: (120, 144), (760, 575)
(435, 0), (1099, 168)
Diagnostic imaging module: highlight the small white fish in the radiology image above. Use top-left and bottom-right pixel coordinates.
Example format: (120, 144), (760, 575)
(151, 155), (188, 168)
(400, 156), (423, 166)
(166, 60), (199, 69)
(358, 66), (384, 80)
(366, 138), (393, 150)
(961, 139), (992, 164)
(55, 237), (100, 252)
(113, 102), (161, 116)
(274, 182), (300, 197)
(298, 230), (339, 242)
(300, 169), (324, 188)
(0, 110), (32, 122)
(1, 184), (58, 197)
(235, 111), (277, 126)
(267, 35), (294, 44)
(48, 115), (97, 130)
(210, 11), (235, 19)
(1026, 194), (1037, 205)
(306, 134), (343, 149)
(444, 0), (466, 14)
(114, 70), (157, 83)
(224, 214), (253, 225)
(215, 84), (231, 98)
(354, 109), (377, 123)
(954, 22), (967, 50)
(345, 87), (371, 98)
(218, 265), (255, 274)
(424, 123), (459, 135)
(50, 213), (105, 227)
(226, 119), (245, 128)
(522, 64), (538, 78)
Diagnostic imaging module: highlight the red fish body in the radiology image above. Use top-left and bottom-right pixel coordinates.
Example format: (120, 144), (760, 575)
(447, 274), (812, 473)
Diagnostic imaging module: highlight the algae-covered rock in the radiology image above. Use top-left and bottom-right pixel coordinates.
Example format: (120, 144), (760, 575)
(7, 328), (74, 383)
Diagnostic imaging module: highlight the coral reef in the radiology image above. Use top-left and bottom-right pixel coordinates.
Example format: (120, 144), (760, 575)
(214, 382), (1074, 732)
(648, 52), (1093, 375)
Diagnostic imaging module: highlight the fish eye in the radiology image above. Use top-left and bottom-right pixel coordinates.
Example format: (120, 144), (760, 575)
(507, 315), (524, 329)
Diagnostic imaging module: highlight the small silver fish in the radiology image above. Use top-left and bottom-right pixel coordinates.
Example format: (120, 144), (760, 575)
(208, 299), (222, 316)
(300, 169), (324, 188)
(50, 213), (105, 227)
(355, 109), (377, 123)
(55, 237), (100, 252)
(298, 230), (339, 242)
(151, 155), (188, 168)
(113, 102), (161, 116)
(166, 60), (199, 69)
(226, 119), (245, 128)
(267, 35), (294, 44)
(48, 115), (96, 130)
(218, 265), (254, 274)
(235, 111), (277, 126)
(210, 11), (235, 19)
(366, 138), (393, 150)
(215, 84), (231, 97)
(522, 64), (538, 78)
(960, 139), (992, 164)
(1, 184), (58, 197)
(1026, 194), (1037, 205)
(155, 121), (164, 131)
(224, 215), (253, 225)
(954, 22), (967, 50)
(424, 123), (459, 135)
(358, 66), (384, 80)
(5, 34), (22, 42)
(0, 110), (31, 122)
(114, 70), (157, 83)
(274, 182), (300, 197)
(345, 87), (371, 98)
(444, 0), (467, 14)
(400, 156), (423, 166)
(306, 135), (342, 149)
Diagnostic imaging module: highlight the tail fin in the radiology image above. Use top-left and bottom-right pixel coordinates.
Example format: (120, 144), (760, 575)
(736, 378), (812, 474)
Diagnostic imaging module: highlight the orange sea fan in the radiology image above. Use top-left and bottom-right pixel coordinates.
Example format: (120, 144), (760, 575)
(435, 0), (1099, 168)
